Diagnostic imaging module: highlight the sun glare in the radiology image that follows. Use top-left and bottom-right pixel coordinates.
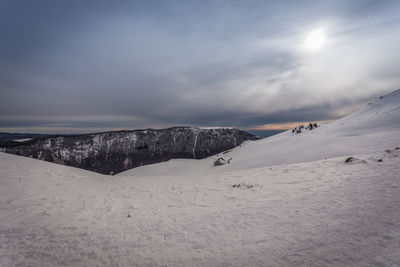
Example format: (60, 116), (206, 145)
(304, 29), (326, 50)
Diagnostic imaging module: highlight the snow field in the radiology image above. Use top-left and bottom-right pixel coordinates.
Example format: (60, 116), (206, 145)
(1, 148), (400, 266)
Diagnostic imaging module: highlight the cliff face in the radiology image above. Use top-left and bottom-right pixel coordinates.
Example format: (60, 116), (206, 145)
(0, 127), (259, 174)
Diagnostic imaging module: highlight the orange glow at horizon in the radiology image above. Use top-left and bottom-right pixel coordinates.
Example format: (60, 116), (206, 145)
(248, 120), (332, 130)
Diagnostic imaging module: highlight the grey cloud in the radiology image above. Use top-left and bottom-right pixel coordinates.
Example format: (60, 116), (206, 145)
(1, 0), (400, 132)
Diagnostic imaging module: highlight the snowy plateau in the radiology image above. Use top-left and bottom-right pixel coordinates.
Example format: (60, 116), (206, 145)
(0, 89), (400, 266)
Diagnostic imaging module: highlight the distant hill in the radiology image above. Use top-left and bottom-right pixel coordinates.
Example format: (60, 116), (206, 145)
(0, 132), (52, 141)
(0, 127), (259, 175)
(245, 130), (285, 138)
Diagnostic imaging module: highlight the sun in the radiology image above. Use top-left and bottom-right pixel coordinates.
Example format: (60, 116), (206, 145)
(304, 29), (326, 50)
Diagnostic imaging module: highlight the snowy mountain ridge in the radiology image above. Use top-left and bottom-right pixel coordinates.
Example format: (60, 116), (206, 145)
(330, 88), (400, 133)
(0, 126), (258, 175)
(126, 89), (400, 176)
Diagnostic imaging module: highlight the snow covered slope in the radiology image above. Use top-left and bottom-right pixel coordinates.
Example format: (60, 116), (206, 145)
(332, 89), (400, 133)
(1, 147), (400, 266)
(126, 89), (400, 176)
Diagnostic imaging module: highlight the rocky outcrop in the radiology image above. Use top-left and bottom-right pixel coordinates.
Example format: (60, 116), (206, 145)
(0, 127), (259, 175)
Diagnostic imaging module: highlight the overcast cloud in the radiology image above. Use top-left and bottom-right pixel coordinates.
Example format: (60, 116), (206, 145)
(1, 0), (400, 133)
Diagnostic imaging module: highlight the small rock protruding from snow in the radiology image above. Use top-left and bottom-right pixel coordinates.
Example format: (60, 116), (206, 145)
(232, 183), (263, 189)
(214, 157), (232, 166)
(344, 157), (367, 164)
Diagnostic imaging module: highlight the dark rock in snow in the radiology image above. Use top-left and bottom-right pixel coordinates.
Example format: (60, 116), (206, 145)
(0, 126), (259, 175)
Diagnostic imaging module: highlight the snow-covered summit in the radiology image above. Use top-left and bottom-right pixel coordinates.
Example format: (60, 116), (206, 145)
(220, 89), (400, 170)
(329, 89), (400, 134)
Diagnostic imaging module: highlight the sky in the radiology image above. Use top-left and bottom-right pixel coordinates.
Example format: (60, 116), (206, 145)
(1, 0), (400, 133)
